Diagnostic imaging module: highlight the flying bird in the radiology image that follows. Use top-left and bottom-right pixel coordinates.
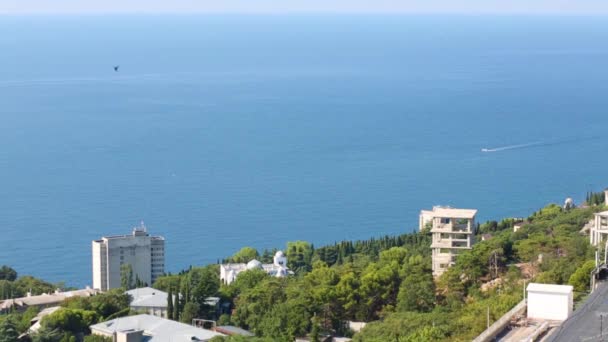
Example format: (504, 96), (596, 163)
(113, 65), (119, 72)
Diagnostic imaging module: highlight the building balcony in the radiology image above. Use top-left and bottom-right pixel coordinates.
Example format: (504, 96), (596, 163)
(431, 242), (471, 249)
(430, 225), (472, 233)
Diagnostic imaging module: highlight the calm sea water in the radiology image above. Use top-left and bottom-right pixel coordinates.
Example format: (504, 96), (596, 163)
(0, 15), (607, 287)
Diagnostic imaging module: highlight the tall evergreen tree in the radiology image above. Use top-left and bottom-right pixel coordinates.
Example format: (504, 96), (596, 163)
(173, 291), (180, 321)
(167, 287), (174, 320)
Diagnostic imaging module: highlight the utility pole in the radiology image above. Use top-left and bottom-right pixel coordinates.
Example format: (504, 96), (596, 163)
(489, 251), (499, 279)
(487, 306), (490, 329)
(601, 314), (603, 339)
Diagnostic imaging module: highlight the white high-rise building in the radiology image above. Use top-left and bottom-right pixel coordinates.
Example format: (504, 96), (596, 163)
(92, 223), (165, 291)
(420, 206), (477, 277)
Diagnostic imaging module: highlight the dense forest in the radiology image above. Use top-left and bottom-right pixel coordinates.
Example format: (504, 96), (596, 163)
(0, 191), (604, 341)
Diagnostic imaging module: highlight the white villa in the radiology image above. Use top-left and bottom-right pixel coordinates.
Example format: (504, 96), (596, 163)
(220, 251), (292, 285)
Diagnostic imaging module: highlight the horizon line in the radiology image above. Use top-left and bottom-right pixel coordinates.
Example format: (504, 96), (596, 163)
(2, 10), (608, 16)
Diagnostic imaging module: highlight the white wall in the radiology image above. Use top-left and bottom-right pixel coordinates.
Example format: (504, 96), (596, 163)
(527, 291), (572, 321)
(92, 241), (103, 290)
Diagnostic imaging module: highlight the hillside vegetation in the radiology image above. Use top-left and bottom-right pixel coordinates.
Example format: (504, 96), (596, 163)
(155, 199), (602, 341)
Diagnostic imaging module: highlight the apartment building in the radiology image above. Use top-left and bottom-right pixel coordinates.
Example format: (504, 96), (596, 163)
(92, 224), (165, 291)
(420, 206), (477, 277)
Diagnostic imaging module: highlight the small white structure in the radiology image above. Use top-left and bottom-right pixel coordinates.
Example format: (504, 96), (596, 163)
(513, 221), (528, 233)
(527, 283), (573, 321)
(563, 197), (575, 210)
(220, 251), (292, 285)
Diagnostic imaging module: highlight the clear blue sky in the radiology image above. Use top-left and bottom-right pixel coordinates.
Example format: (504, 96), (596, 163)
(2, 0), (608, 15)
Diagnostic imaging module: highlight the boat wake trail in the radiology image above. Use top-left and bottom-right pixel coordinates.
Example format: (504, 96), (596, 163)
(481, 142), (543, 152)
(481, 135), (601, 153)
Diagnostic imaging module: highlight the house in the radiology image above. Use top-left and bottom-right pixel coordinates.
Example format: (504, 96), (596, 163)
(126, 287), (221, 318)
(527, 283), (573, 321)
(126, 287), (175, 318)
(220, 251), (293, 285)
(0, 287), (99, 313)
(28, 306), (61, 333)
(513, 221), (529, 233)
(90, 314), (224, 341)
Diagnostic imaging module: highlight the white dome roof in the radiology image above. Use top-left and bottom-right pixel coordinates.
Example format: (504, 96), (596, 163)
(246, 259), (263, 270)
(275, 250), (285, 257)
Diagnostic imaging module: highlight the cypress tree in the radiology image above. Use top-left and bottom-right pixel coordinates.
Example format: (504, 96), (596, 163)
(173, 291), (180, 321)
(167, 287), (174, 320)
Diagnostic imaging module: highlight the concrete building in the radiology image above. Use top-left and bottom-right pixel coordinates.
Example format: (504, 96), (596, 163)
(220, 251), (292, 285)
(92, 223), (165, 291)
(420, 206), (477, 277)
(90, 314), (224, 341)
(527, 283), (573, 321)
(590, 211), (608, 246)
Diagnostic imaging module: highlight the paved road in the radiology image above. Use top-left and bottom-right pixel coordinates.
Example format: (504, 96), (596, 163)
(547, 281), (608, 342)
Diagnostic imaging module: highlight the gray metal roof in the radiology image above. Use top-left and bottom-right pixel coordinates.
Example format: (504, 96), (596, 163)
(215, 325), (254, 336)
(127, 287), (172, 308)
(546, 281), (608, 341)
(90, 314), (224, 342)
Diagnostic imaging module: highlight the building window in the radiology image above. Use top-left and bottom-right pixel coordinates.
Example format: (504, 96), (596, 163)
(440, 218), (450, 224)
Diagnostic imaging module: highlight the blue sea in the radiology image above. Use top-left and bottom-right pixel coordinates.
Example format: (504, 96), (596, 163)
(0, 15), (607, 288)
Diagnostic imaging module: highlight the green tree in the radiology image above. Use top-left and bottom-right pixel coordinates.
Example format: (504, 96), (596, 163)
(230, 247), (260, 263)
(181, 302), (200, 324)
(0, 316), (19, 342)
(12, 275), (56, 296)
(152, 274), (181, 292)
(62, 289), (130, 320)
(185, 265), (220, 316)
(359, 263), (400, 320)
(286, 241), (314, 274)
(217, 314), (231, 326)
(32, 326), (63, 342)
(568, 260), (596, 292)
(120, 264), (134, 290)
(167, 287), (174, 320)
(396, 255), (435, 313)
(41, 308), (99, 335)
(173, 291), (180, 321)
(0, 265), (17, 281)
